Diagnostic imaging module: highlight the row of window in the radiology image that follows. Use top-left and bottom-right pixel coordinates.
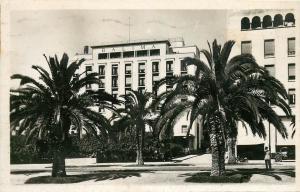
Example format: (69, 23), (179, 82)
(241, 13), (295, 30)
(87, 60), (188, 76)
(86, 60), (188, 92)
(241, 38), (295, 57)
(264, 63), (295, 81)
(98, 49), (161, 60)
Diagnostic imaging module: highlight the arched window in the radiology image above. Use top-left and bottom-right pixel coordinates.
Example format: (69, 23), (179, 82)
(273, 14), (283, 27)
(285, 13), (295, 26)
(241, 17), (250, 30)
(251, 16), (261, 29)
(263, 15), (272, 28)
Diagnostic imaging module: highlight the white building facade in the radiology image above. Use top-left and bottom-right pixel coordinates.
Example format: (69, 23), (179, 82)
(75, 38), (204, 151)
(227, 10), (296, 159)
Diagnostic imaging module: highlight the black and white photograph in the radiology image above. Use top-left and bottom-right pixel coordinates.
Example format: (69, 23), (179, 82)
(0, 0), (299, 191)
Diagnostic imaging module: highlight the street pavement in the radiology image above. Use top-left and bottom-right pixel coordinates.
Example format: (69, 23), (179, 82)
(10, 154), (296, 185)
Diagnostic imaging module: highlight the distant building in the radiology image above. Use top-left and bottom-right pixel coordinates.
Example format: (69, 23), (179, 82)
(75, 38), (204, 151)
(227, 10), (296, 159)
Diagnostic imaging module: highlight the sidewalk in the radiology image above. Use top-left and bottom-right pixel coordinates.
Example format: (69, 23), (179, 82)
(11, 155), (295, 172)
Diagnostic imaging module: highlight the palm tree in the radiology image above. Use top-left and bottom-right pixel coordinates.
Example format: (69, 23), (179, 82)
(112, 90), (156, 165)
(10, 53), (118, 177)
(155, 40), (291, 176)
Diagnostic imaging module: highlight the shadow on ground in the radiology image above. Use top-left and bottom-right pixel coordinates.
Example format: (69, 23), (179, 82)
(124, 163), (193, 167)
(24, 170), (154, 184)
(181, 168), (295, 183)
(11, 170), (49, 175)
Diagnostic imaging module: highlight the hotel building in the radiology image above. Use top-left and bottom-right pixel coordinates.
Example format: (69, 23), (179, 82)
(74, 38), (204, 151)
(227, 10), (296, 159)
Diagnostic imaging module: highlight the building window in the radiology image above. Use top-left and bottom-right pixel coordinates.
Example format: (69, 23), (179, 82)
(288, 38), (295, 56)
(85, 66), (92, 74)
(99, 79), (105, 88)
(288, 89), (295, 105)
(262, 15), (272, 28)
(274, 14), (283, 27)
(112, 76), (118, 88)
(110, 52), (121, 59)
(264, 65), (275, 77)
(112, 90), (118, 99)
(264, 39), (275, 57)
(139, 78), (145, 86)
(241, 17), (250, 30)
(98, 53), (108, 60)
(139, 63), (145, 73)
(241, 41), (252, 54)
(288, 63), (295, 81)
(112, 65), (118, 75)
(152, 62), (159, 73)
(150, 49), (160, 56)
(123, 51), (134, 58)
(125, 63), (131, 74)
(136, 50), (148, 57)
(99, 65), (105, 76)
(85, 66), (92, 89)
(285, 13), (295, 26)
(251, 16), (261, 29)
(181, 125), (188, 134)
(181, 60), (187, 72)
(166, 60), (174, 72)
(125, 76), (132, 87)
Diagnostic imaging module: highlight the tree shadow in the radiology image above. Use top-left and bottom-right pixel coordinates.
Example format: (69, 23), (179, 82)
(25, 170), (154, 184)
(11, 170), (49, 175)
(180, 168), (295, 183)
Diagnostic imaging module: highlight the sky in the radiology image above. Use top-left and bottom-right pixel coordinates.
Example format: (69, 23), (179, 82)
(10, 9), (228, 86)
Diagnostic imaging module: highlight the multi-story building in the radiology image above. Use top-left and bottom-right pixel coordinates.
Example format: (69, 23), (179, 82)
(75, 38), (204, 151)
(227, 10), (296, 159)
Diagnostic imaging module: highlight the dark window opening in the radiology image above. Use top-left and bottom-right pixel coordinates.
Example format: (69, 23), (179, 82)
(288, 89), (295, 105)
(112, 76), (118, 88)
(125, 64), (131, 74)
(288, 63), (295, 81)
(150, 49), (160, 56)
(99, 65), (105, 76)
(139, 63), (145, 73)
(288, 38), (295, 56)
(123, 51), (134, 58)
(262, 15), (272, 28)
(136, 50), (148, 57)
(98, 53), (108, 60)
(274, 14), (283, 27)
(285, 13), (295, 26)
(181, 60), (187, 71)
(251, 16), (261, 29)
(241, 17), (250, 30)
(152, 62), (159, 73)
(166, 60), (174, 72)
(112, 65), (118, 75)
(110, 52), (121, 59)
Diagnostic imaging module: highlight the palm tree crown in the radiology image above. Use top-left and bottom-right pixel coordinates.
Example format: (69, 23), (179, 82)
(10, 53), (118, 176)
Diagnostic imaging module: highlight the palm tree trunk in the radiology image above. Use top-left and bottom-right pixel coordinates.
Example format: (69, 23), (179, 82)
(136, 123), (144, 165)
(227, 137), (237, 164)
(51, 144), (66, 177)
(209, 114), (226, 176)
